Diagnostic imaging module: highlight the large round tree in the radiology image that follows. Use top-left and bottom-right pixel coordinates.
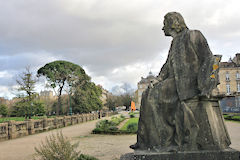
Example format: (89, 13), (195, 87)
(37, 60), (92, 115)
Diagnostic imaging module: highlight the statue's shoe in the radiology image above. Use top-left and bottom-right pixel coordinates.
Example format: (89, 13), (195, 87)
(130, 143), (139, 149)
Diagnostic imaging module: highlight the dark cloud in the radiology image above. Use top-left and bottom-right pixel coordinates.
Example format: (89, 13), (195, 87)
(0, 52), (58, 71)
(1, 0), (240, 98)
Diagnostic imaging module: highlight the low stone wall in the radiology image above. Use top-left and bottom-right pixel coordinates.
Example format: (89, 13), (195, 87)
(102, 111), (117, 117)
(9, 121), (28, 139)
(0, 123), (8, 141)
(0, 112), (116, 142)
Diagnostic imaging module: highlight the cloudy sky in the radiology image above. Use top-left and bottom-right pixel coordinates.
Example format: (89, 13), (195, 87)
(1, 0), (240, 99)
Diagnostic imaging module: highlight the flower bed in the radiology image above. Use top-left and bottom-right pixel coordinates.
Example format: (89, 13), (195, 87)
(92, 116), (139, 134)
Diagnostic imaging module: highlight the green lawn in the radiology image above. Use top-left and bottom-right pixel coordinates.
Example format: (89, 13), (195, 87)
(232, 115), (240, 119)
(120, 117), (139, 131)
(223, 114), (240, 123)
(128, 111), (139, 115)
(0, 116), (55, 123)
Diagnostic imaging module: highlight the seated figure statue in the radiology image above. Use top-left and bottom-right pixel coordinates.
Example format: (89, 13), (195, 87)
(130, 12), (231, 152)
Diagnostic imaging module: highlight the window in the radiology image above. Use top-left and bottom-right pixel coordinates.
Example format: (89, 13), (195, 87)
(237, 72), (240, 80)
(226, 84), (231, 94)
(226, 72), (230, 81)
(237, 83), (240, 92)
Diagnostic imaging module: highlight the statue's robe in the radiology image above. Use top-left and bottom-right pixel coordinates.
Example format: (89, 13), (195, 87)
(136, 29), (230, 151)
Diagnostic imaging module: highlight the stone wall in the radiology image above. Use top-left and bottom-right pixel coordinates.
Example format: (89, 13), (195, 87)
(0, 122), (8, 141)
(0, 111), (117, 142)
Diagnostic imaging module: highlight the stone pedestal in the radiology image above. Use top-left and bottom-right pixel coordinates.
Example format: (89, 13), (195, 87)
(121, 148), (240, 160)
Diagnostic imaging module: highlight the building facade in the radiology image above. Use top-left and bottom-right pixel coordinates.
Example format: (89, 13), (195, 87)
(98, 85), (112, 110)
(133, 54), (240, 113)
(135, 72), (157, 109)
(218, 53), (240, 112)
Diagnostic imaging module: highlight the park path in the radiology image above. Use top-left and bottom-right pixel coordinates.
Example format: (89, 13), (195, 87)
(117, 118), (129, 129)
(225, 121), (240, 151)
(0, 118), (239, 160)
(0, 118), (103, 160)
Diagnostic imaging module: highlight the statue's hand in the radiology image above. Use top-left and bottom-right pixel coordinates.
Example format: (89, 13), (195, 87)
(153, 80), (163, 88)
(199, 92), (210, 98)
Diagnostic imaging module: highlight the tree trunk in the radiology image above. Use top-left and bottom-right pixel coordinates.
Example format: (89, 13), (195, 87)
(57, 84), (64, 116)
(57, 95), (61, 116)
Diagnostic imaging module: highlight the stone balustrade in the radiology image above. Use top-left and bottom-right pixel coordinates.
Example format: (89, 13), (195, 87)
(0, 122), (8, 141)
(0, 111), (117, 142)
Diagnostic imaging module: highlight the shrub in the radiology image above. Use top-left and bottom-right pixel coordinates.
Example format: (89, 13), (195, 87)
(111, 116), (125, 125)
(97, 120), (116, 129)
(108, 126), (118, 131)
(77, 154), (99, 160)
(120, 114), (125, 119)
(129, 112), (135, 118)
(127, 123), (138, 133)
(34, 131), (80, 160)
(93, 120), (117, 133)
(93, 115), (126, 134)
(92, 127), (102, 133)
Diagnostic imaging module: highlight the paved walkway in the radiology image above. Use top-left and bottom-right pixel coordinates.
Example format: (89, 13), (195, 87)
(0, 119), (101, 160)
(0, 119), (239, 160)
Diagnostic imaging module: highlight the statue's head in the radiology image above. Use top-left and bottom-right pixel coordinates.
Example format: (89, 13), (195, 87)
(162, 12), (188, 37)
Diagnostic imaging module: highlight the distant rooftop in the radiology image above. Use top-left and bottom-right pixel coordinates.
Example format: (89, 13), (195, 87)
(220, 53), (240, 68)
(139, 71), (156, 84)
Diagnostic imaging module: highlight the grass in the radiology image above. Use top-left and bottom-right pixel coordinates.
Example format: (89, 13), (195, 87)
(128, 111), (139, 115)
(223, 115), (240, 118)
(0, 116), (55, 123)
(232, 115), (240, 119)
(120, 117), (139, 131)
(223, 114), (240, 123)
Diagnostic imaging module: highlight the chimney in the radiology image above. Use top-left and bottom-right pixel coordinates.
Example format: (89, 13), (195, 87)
(235, 53), (240, 65)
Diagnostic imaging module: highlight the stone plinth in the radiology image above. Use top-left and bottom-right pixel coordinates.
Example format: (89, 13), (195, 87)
(121, 149), (240, 160)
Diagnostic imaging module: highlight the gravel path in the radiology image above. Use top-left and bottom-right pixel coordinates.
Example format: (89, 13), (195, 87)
(75, 134), (135, 160)
(225, 121), (240, 151)
(0, 119), (239, 160)
(0, 119), (101, 160)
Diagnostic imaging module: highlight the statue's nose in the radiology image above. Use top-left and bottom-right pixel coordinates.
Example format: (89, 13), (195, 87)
(162, 27), (164, 31)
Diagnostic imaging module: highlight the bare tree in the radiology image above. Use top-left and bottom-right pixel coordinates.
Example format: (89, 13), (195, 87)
(16, 67), (37, 119)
